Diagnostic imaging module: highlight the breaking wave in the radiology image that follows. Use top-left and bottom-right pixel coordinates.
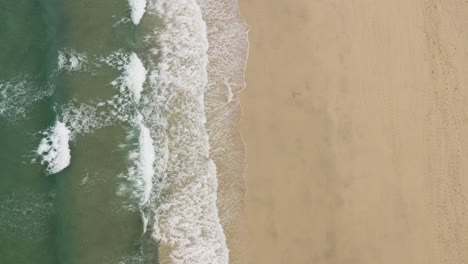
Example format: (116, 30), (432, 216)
(12, 0), (249, 262)
(134, 0), (249, 262)
(128, 0), (147, 25)
(36, 121), (71, 175)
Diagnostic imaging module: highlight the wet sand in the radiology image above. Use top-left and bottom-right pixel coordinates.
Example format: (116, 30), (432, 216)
(239, 0), (468, 263)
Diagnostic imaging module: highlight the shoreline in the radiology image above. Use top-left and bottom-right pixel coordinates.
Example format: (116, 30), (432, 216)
(195, 0), (250, 263)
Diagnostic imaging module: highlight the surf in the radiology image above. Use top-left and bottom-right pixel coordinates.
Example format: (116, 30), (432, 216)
(0, 0), (249, 262)
(36, 121), (71, 175)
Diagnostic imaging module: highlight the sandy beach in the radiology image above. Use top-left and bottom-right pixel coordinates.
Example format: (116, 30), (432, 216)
(238, 0), (468, 263)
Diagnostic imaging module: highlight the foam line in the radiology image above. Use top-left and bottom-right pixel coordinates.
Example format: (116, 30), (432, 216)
(138, 123), (155, 204)
(143, 0), (230, 262)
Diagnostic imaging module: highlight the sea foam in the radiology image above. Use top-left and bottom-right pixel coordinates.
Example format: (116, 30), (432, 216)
(116, 52), (147, 103)
(58, 49), (88, 72)
(128, 0), (147, 25)
(0, 77), (33, 119)
(117, 118), (155, 207)
(0, 76), (53, 122)
(92, 51), (155, 211)
(142, 0), (229, 263)
(138, 121), (155, 204)
(59, 51), (147, 139)
(37, 121), (71, 175)
(103, 51), (147, 103)
(60, 100), (112, 139)
(196, 0), (249, 260)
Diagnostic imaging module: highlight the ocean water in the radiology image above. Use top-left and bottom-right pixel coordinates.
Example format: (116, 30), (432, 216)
(0, 0), (248, 263)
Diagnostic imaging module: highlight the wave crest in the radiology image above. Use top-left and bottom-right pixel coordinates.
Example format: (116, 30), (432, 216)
(36, 121), (71, 175)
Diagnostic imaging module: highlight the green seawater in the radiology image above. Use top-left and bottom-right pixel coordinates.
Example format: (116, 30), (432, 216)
(0, 0), (157, 263)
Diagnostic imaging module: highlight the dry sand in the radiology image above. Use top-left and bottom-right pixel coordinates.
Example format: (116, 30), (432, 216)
(238, 0), (468, 263)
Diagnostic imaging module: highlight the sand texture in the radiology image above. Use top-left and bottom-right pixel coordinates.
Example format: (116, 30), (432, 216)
(239, 0), (468, 263)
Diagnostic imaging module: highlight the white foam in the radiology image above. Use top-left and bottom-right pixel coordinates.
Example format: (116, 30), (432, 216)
(0, 77), (31, 119)
(60, 100), (112, 139)
(128, 0), (147, 25)
(124, 53), (147, 102)
(138, 121), (155, 204)
(0, 76), (53, 121)
(116, 120), (155, 208)
(141, 211), (149, 233)
(196, 0), (249, 250)
(37, 121), (71, 175)
(196, 0), (249, 94)
(99, 51), (154, 209)
(57, 50), (88, 71)
(142, 1), (229, 263)
(57, 51), (148, 141)
(107, 52), (147, 103)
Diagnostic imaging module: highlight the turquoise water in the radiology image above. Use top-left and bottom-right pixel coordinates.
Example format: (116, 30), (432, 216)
(0, 0), (248, 263)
